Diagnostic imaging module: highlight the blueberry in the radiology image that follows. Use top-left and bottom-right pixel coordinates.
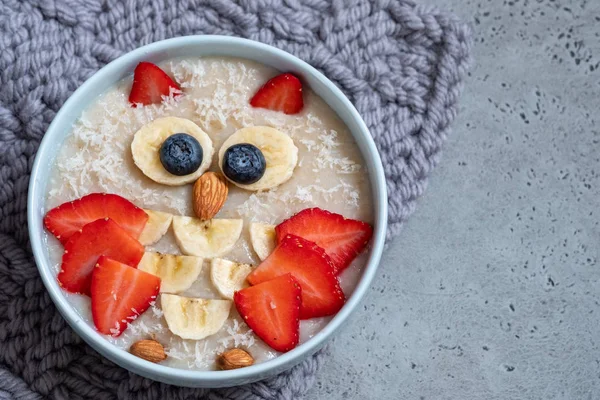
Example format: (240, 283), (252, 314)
(222, 144), (266, 184)
(159, 133), (203, 176)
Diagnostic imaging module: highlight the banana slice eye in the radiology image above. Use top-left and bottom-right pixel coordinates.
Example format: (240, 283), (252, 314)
(218, 126), (298, 191)
(131, 117), (214, 186)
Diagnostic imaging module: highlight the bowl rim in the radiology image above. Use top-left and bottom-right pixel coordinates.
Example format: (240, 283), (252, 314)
(27, 35), (388, 385)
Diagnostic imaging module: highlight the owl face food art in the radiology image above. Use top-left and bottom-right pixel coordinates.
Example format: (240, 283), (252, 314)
(44, 58), (374, 370)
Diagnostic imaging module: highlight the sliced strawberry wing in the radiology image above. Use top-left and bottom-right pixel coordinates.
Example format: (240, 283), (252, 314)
(91, 256), (160, 336)
(247, 234), (345, 319)
(275, 208), (373, 274)
(234, 273), (301, 352)
(44, 193), (148, 245)
(58, 218), (145, 295)
(249, 73), (303, 115)
(128, 62), (181, 106)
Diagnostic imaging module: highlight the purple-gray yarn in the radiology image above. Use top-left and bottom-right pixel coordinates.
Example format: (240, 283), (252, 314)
(0, 0), (471, 398)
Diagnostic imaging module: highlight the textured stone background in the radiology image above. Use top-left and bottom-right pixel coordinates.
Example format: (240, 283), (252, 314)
(308, 0), (600, 399)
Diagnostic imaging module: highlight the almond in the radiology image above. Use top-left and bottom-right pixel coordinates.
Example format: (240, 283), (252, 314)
(217, 348), (254, 370)
(129, 339), (167, 363)
(193, 172), (229, 220)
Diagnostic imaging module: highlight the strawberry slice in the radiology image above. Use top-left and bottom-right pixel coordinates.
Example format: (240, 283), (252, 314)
(234, 273), (301, 352)
(247, 234), (345, 319)
(128, 62), (181, 106)
(275, 208), (373, 274)
(249, 73), (303, 114)
(91, 256), (160, 336)
(44, 193), (148, 245)
(58, 218), (144, 295)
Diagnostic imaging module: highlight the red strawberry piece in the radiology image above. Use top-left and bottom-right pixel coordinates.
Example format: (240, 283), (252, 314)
(275, 208), (373, 274)
(234, 273), (301, 352)
(247, 234), (345, 320)
(58, 218), (144, 295)
(128, 62), (181, 106)
(44, 193), (149, 245)
(91, 256), (160, 336)
(249, 73), (304, 115)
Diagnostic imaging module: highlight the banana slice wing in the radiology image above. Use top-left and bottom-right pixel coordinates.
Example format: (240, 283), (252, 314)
(131, 117), (214, 186)
(138, 209), (173, 245)
(249, 222), (276, 261)
(138, 252), (203, 293)
(172, 216), (243, 258)
(218, 126), (298, 191)
(210, 258), (253, 300)
(161, 294), (231, 340)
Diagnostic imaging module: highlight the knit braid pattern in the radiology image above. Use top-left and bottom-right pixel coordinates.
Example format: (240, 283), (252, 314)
(0, 0), (471, 398)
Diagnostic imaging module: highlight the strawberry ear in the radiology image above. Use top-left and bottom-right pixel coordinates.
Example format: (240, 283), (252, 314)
(128, 62), (181, 106)
(249, 73), (304, 115)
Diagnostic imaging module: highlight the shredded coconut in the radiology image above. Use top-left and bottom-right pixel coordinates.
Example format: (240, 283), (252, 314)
(150, 302), (163, 318)
(217, 319), (256, 349)
(236, 181), (360, 221)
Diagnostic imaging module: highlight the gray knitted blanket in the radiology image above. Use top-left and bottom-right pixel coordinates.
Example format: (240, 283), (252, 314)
(0, 0), (470, 398)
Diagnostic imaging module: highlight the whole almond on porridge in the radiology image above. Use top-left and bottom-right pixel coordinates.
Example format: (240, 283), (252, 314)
(193, 172), (228, 220)
(217, 348), (255, 370)
(130, 339), (167, 363)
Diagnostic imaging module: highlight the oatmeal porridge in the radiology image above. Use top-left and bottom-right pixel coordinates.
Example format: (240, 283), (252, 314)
(43, 57), (373, 370)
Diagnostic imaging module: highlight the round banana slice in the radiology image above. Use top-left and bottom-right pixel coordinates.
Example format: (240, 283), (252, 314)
(218, 126), (298, 191)
(172, 216), (243, 258)
(138, 209), (173, 245)
(138, 252), (203, 294)
(210, 258), (253, 300)
(131, 117), (214, 186)
(161, 294), (231, 340)
(249, 223), (276, 261)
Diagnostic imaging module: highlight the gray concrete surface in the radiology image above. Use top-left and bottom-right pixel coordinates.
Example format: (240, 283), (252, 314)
(307, 0), (600, 399)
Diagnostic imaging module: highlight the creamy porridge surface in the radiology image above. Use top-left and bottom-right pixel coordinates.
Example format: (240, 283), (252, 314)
(45, 57), (373, 370)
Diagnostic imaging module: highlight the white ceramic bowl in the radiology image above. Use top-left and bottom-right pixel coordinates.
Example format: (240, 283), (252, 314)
(27, 36), (388, 388)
